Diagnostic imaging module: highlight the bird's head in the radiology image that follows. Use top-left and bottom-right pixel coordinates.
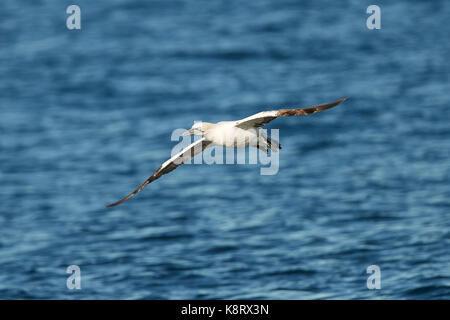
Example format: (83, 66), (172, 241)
(182, 122), (206, 137)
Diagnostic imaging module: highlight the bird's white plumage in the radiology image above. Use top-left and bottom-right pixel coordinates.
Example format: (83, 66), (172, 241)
(234, 111), (278, 129)
(205, 121), (260, 148)
(162, 137), (206, 167)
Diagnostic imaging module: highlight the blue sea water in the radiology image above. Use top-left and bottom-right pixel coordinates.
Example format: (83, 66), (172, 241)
(0, 0), (449, 299)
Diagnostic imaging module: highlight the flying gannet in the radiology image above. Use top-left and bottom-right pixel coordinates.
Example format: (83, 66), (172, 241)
(106, 97), (348, 207)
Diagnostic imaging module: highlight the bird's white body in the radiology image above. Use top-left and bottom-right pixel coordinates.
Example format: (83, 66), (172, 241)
(205, 121), (260, 149)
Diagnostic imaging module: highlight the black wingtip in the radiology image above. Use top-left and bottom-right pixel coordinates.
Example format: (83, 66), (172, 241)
(106, 197), (129, 208)
(106, 202), (117, 208)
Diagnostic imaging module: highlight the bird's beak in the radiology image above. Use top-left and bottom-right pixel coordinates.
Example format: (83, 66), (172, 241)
(182, 129), (194, 136)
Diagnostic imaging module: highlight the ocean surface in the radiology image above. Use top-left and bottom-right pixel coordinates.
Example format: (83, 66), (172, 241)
(0, 0), (449, 299)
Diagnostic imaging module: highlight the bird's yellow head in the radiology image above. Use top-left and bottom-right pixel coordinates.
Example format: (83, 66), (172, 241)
(182, 122), (207, 137)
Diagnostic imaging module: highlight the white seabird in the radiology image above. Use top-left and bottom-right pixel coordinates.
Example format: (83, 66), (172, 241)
(106, 97), (348, 207)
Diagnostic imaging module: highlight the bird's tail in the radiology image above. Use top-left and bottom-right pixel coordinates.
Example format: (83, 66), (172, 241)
(267, 137), (281, 152)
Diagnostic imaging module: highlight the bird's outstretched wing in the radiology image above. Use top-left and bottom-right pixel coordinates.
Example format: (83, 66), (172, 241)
(106, 138), (212, 207)
(235, 97), (348, 129)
